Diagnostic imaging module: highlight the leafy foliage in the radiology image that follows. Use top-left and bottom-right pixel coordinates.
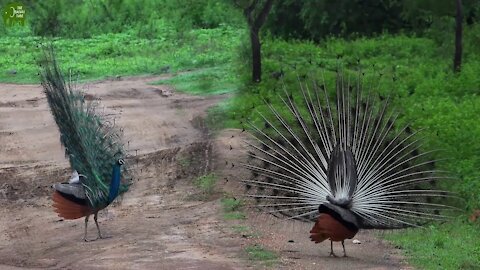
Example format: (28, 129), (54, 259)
(7, 0), (243, 38)
(0, 26), (243, 83)
(264, 0), (480, 40)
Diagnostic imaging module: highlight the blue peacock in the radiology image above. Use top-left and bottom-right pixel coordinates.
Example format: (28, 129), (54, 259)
(39, 48), (133, 241)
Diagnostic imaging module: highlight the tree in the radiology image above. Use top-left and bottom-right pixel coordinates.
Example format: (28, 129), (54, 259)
(454, 0), (463, 73)
(235, 0), (274, 83)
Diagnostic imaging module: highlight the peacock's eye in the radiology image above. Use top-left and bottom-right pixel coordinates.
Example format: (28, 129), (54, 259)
(118, 159), (125, 165)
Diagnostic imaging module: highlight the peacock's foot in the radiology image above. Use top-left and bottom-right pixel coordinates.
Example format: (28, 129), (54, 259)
(97, 235), (112, 240)
(329, 251), (338, 257)
(83, 237), (98, 242)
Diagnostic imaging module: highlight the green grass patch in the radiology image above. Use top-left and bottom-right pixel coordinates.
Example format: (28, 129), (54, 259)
(0, 26), (243, 83)
(221, 197), (243, 212)
(221, 196), (246, 220)
(223, 212), (246, 220)
(152, 66), (239, 95)
(194, 173), (217, 196)
(383, 220), (480, 270)
(245, 244), (278, 266)
(231, 225), (250, 233)
(204, 98), (240, 132)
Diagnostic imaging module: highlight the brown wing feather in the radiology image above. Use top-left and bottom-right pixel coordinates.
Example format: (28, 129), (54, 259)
(309, 214), (358, 243)
(52, 191), (93, 219)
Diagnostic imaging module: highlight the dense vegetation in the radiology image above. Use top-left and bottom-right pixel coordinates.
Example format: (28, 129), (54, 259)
(1, 0), (479, 268)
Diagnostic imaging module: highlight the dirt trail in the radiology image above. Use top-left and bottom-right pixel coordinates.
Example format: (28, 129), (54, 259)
(0, 76), (409, 269)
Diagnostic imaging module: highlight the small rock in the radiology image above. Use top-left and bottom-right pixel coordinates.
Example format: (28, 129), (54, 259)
(288, 240), (294, 243)
(352, 239), (361, 244)
(8, 70), (17, 75)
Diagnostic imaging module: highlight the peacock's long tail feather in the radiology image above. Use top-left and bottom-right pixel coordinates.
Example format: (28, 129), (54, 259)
(241, 69), (462, 229)
(39, 46), (132, 208)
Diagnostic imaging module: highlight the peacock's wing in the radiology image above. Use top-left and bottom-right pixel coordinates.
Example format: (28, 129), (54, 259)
(53, 183), (86, 199)
(40, 47), (131, 208)
(241, 69), (461, 228)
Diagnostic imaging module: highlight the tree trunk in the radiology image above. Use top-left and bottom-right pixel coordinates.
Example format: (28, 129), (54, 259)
(454, 0), (463, 73)
(250, 28), (261, 82)
(240, 0), (274, 83)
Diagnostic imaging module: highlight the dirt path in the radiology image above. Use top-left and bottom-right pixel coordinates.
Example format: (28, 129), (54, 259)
(0, 76), (409, 269)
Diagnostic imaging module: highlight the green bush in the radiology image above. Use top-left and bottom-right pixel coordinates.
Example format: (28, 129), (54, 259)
(12, 0), (242, 38)
(0, 26), (242, 83)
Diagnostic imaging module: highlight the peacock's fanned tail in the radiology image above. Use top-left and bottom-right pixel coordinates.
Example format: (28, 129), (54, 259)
(241, 70), (461, 229)
(39, 47), (131, 209)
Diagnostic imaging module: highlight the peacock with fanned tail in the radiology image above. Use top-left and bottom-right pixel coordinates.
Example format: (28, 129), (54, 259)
(39, 48), (133, 241)
(238, 69), (461, 256)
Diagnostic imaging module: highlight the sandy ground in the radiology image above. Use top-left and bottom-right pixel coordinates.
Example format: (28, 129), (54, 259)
(0, 75), (410, 269)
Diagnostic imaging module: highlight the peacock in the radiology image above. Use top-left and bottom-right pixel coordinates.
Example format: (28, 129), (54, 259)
(39, 48), (133, 241)
(238, 68), (461, 256)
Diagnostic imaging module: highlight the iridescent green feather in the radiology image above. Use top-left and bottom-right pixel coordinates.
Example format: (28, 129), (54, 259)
(39, 47), (131, 209)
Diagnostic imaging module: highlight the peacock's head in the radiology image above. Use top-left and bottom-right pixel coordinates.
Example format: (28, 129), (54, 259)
(117, 158), (125, 166)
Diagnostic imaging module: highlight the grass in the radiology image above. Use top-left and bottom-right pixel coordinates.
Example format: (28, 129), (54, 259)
(194, 173), (217, 196)
(384, 219), (480, 270)
(221, 196), (246, 220)
(223, 212), (246, 220)
(221, 197), (243, 211)
(0, 26), (243, 84)
(244, 244), (278, 267)
(152, 66), (239, 95)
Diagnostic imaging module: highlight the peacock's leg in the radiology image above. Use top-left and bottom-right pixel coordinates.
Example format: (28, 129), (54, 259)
(329, 240), (337, 257)
(94, 212), (103, 239)
(83, 215), (90, 242)
(342, 240), (347, 257)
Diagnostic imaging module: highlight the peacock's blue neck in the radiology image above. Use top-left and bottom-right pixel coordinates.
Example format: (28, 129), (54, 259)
(108, 163), (122, 203)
